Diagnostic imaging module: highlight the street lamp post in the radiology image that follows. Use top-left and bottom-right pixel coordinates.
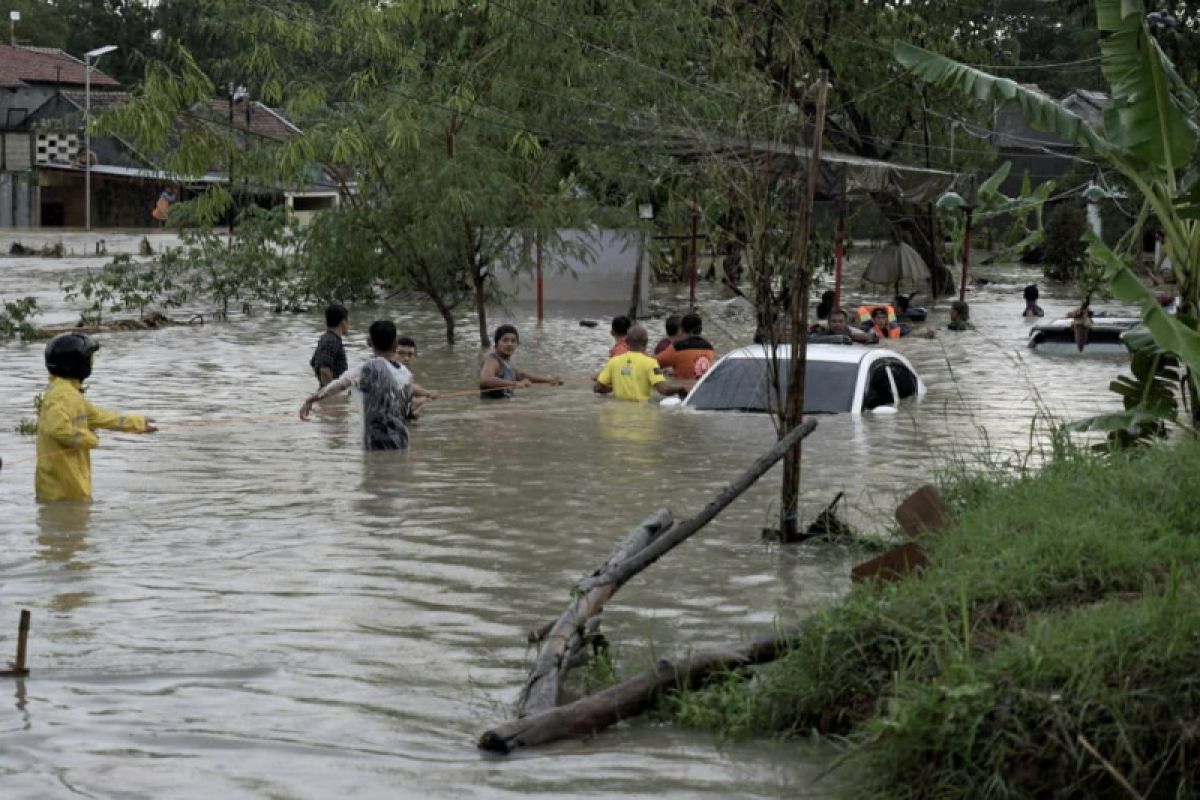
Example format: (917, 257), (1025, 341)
(83, 44), (117, 232)
(936, 191), (973, 302)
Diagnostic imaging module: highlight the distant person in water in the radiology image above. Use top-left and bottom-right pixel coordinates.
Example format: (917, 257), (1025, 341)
(947, 300), (975, 331)
(815, 290), (836, 321)
(824, 307), (876, 343)
(654, 315), (683, 355)
(479, 324), (563, 399)
(1023, 285), (1045, 318)
(865, 306), (901, 340)
(300, 320), (412, 450)
(310, 303), (349, 387)
(609, 315), (633, 357)
(394, 336), (438, 420)
(656, 312), (716, 379)
(594, 325), (689, 401)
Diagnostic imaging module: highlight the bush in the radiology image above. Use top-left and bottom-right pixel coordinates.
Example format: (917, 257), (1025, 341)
(668, 441), (1200, 798)
(1042, 203), (1088, 281)
(0, 296), (39, 339)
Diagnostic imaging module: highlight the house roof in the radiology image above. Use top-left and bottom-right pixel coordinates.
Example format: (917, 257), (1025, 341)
(59, 90), (131, 113)
(193, 98), (302, 141)
(0, 43), (120, 89)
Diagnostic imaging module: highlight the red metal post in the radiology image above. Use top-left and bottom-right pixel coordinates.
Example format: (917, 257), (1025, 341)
(535, 233), (544, 324)
(688, 209), (698, 307)
(958, 209), (972, 303)
(833, 206), (846, 308)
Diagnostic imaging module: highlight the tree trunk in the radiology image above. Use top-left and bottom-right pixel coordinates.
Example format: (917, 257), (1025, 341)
(479, 628), (803, 754)
(472, 265), (488, 349)
(779, 73), (827, 542)
(434, 299), (456, 346)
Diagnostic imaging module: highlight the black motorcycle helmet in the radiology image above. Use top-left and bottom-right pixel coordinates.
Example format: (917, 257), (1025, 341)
(45, 333), (100, 382)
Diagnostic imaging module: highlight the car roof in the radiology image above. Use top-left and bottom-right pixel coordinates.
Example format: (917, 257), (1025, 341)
(719, 343), (875, 364)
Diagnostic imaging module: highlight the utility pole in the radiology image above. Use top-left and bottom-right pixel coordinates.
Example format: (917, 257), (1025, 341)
(778, 70), (829, 543)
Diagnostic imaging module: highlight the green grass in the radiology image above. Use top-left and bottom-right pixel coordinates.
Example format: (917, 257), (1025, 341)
(666, 440), (1200, 798)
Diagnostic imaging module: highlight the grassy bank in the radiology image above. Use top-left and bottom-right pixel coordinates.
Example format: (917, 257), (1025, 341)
(668, 440), (1200, 798)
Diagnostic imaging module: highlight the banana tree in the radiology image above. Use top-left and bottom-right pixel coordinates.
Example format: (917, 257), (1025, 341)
(896, 0), (1200, 426)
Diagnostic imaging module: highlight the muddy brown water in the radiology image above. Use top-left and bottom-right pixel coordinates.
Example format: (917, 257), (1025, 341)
(0, 253), (1131, 798)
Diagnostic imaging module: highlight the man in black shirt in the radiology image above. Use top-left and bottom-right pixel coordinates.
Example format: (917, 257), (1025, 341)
(310, 303), (349, 387)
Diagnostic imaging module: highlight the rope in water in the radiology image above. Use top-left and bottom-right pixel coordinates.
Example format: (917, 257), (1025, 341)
(0, 379), (593, 470)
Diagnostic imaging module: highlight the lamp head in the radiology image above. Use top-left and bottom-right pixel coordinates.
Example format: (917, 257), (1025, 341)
(936, 191), (966, 211)
(85, 44), (118, 60)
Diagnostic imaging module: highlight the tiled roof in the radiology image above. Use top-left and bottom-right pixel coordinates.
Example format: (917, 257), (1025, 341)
(0, 43), (119, 88)
(59, 90), (131, 112)
(194, 98), (302, 141)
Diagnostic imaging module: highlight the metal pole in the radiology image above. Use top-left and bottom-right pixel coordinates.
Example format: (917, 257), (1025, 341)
(535, 232), (544, 324)
(688, 207), (697, 307)
(959, 209), (972, 303)
(833, 205), (845, 309)
(84, 59), (91, 231)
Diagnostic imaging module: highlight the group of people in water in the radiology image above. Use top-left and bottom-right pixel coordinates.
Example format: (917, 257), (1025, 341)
(27, 282), (1008, 501)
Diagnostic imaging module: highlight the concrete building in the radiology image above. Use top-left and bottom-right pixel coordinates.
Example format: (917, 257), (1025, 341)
(989, 87), (1109, 194)
(0, 43), (339, 229)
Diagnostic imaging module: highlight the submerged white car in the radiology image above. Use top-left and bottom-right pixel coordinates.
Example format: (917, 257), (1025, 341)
(668, 343), (927, 415)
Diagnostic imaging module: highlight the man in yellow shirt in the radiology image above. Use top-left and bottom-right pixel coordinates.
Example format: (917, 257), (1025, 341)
(594, 325), (688, 401)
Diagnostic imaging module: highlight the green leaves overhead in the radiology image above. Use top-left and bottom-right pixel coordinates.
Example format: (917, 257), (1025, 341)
(1088, 232), (1200, 393)
(893, 41), (1105, 153)
(1095, 0), (1197, 173)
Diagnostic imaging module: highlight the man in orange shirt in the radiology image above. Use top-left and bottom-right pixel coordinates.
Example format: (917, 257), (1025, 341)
(656, 312), (716, 380)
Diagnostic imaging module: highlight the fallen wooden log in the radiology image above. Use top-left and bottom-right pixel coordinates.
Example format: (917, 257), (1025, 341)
(575, 419), (818, 596)
(480, 628), (803, 754)
(31, 313), (187, 340)
(517, 419), (817, 718)
(518, 509), (673, 716)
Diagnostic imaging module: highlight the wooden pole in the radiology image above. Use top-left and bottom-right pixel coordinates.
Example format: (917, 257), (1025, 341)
(779, 71), (829, 543)
(480, 629), (802, 754)
(1, 609), (30, 677)
(15, 609), (28, 673)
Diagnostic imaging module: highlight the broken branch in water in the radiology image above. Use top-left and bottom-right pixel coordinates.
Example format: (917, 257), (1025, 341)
(480, 628), (803, 754)
(512, 418), (818, 720)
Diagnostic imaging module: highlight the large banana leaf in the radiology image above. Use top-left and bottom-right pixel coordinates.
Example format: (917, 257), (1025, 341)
(1088, 231), (1200, 389)
(1095, 0), (1198, 171)
(893, 42), (1107, 153)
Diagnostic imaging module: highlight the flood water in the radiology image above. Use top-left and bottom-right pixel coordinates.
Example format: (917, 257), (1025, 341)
(0, 248), (1133, 798)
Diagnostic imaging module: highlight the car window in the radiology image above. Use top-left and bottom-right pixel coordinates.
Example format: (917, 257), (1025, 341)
(888, 363), (919, 399)
(862, 364), (895, 410)
(686, 357), (859, 413)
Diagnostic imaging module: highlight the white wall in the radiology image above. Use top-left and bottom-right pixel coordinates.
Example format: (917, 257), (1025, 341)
(493, 228), (649, 310)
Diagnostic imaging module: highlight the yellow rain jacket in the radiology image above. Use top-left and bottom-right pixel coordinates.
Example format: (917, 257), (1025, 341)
(35, 376), (147, 502)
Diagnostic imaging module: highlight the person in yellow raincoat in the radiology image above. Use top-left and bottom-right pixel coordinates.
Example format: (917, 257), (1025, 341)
(36, 333), (156, 501)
